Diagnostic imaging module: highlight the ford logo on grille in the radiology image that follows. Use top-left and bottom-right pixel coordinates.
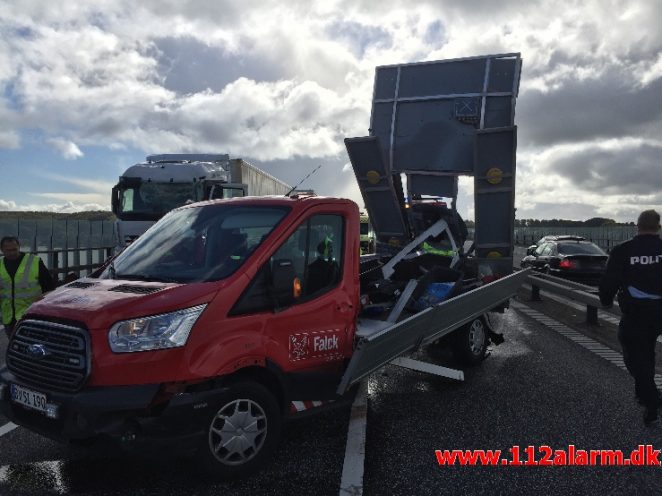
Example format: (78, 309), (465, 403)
(26, 344), (49, 359)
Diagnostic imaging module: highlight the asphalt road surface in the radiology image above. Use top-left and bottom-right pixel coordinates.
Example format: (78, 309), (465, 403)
(2, 292), (662, 495)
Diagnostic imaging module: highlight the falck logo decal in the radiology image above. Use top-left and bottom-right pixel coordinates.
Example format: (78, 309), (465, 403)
(288, 330), (342, 362)
(289, 333), (310, 361)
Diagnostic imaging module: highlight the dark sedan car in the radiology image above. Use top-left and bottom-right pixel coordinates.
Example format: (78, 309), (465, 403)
(520, 238), (608, 285)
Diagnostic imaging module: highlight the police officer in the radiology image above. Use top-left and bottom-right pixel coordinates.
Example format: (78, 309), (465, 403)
(599, 210), (662, 425)
(0, 236), (55, 339)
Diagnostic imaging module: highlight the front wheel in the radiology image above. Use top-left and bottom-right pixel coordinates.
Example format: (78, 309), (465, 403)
(451, 317), (488, 366)
(197, 381), (282, 479)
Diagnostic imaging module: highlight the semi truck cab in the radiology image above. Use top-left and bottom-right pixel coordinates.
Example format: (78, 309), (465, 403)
(112, 154), (291, 247)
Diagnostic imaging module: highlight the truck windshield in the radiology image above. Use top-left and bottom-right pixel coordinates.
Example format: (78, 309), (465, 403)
(103, 204), (290, 283)
(114, 182), (197, 220)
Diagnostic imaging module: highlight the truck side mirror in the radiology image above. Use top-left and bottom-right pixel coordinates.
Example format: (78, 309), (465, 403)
(526, 245), (537, 256)
(271, 259), (299, 308)
(111, 186), (119, 213)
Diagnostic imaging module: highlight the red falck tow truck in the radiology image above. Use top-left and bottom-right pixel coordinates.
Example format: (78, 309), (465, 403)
(0, 53), (527, 477)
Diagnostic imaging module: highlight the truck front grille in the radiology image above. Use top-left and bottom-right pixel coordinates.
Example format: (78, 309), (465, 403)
(7, 319), (89, 393)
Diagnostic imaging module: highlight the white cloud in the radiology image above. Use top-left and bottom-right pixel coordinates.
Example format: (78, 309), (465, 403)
(0, 130), (20, 149)
(47, 138), (84, 159)
(0, 198), (106, 212)
(41, 173), (115, 194)
(0, 199), (18, 210)
(0, 0), (660, 218)
(30, 192), (107, 204)
(24, 173), (114, 210)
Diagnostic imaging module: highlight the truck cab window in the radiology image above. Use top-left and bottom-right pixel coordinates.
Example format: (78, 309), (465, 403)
(222, 187), (246, 199)
(121, 189), (135, 212)
(271, 214), (343, 299)
(104, 205), (289, 283)
(231, 214), (344, 316)
(305, 215), (343, 296)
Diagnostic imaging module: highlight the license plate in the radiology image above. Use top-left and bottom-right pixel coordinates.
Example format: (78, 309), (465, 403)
(10, 383), (48, 413)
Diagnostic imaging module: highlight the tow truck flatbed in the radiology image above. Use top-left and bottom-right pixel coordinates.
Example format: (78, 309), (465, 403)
(338, 269), (530, 394)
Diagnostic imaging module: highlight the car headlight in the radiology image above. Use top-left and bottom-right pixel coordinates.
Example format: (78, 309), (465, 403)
(108, 304), (207, 353)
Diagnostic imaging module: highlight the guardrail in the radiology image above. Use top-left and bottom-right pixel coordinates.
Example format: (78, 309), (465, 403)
(523, 271), (620, 324)
(37, 247), (114, 282)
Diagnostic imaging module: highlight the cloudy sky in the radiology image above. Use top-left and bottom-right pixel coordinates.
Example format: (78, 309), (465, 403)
(0, 0), (660, 222)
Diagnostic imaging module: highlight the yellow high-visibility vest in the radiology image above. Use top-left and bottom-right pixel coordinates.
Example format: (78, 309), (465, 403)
(422, 241), (455, 257)
(0, 254), (41, 325)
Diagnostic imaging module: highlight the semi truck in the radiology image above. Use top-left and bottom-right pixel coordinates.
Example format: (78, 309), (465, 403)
(0, 53), (525, 478)
(111, 154), (291, 247)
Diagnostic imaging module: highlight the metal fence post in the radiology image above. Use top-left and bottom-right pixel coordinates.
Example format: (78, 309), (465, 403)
(73, 221), (81, 278)
(63, 220), (69, 278)
(587, 305), (598, 325)
(52, 250), (59, 281)
(531, 282), (541, 301)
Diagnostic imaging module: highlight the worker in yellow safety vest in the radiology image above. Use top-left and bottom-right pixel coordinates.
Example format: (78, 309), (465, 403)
(0, 236), (55, 339)
(421, 241), (456, 258)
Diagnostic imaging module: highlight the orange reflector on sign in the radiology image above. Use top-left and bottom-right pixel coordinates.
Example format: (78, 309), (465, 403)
(486, 167), (503, 184)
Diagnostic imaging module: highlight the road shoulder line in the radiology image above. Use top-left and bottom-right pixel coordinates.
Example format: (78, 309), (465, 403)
(0, 422), (17, 438)
(339, 381), (368, 496)
(511, 300), (662, 388)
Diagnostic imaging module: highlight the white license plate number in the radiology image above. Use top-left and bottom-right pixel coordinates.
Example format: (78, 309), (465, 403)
(10, 384), (47, 413)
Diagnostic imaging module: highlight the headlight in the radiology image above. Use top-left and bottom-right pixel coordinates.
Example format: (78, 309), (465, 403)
(108, 304), (207, 353)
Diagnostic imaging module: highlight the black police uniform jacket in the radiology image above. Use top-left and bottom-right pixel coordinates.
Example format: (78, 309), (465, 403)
(599, 234), (662, 313)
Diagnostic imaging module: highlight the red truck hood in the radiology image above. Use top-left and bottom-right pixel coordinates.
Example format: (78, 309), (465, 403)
(25, 278), (220, 329)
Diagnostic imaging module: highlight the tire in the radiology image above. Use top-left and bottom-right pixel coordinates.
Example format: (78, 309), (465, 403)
(451, 317), (488, 366)
(197, 381), (282, 479)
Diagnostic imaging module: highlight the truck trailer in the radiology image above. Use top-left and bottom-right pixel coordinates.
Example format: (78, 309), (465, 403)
(111, 154), (291, 247)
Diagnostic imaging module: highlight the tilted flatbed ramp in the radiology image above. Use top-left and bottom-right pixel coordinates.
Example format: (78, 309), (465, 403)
(337, 269), (530, 395)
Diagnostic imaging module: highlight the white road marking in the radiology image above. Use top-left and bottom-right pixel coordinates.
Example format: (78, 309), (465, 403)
(521, 283), (662, 343)
(0, 422), (18, 437)
(339, 381), (368, 496)
(511, 300), (662, 384)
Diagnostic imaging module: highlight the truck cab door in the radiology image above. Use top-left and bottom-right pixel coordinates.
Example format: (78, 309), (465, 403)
(230, 211), (357, 399)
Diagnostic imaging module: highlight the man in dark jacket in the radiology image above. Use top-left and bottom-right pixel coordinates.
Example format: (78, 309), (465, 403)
(599, 210), (662, 425)
(0, 236), (55, 339)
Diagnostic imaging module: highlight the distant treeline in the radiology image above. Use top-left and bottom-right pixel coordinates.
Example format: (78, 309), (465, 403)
(0, 211), (116, 222)
(514, 217), (634, 227)
(465, 217), (630, 228)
